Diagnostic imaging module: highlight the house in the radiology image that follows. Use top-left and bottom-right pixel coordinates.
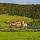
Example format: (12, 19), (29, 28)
(5, 20), (28, 28)
(22, 21), (27, 28)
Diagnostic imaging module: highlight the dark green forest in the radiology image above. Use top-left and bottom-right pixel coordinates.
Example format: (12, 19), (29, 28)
(0, 3), (40, 19)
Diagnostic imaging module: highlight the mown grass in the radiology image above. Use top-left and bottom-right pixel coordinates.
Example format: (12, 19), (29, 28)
(0, 14), (33, 27)
(0, 32), (40, 40)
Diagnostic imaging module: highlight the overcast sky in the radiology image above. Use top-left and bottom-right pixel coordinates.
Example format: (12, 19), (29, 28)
(0, 0), (40, 4)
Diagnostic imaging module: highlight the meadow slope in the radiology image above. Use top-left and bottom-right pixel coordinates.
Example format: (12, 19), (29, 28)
(0, 14), (33, 27)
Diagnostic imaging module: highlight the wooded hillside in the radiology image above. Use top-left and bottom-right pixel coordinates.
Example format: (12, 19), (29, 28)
(0, 3), (40, 19)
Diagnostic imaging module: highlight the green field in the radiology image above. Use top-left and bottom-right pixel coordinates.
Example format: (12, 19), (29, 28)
(0, 32), (40, 40)
(0, 14), (40, 40)
(0, 14), (32, 27)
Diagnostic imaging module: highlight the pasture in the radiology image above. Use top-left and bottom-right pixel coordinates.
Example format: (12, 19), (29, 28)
(0, 14), (40, 40)
(0, 32), (40, 40)
(0, 14), (32, 27)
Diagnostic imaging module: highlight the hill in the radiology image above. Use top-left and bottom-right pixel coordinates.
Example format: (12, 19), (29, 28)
(0, 14), (33, 27)
(0, 3), (40, 19)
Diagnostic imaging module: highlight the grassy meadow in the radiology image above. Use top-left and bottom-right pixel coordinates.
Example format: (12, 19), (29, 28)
(0, 14), (40, 40)
(0, 14), (33, 27)
(0, 32), (40, 40)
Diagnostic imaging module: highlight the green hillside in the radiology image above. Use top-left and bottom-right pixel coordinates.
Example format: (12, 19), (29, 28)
(0, 14), (33, 27)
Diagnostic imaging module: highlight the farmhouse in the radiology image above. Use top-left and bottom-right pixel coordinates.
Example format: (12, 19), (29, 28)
(5, 20), (28, 28)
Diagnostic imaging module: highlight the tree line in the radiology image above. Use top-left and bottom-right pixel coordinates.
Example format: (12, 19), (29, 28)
(0, 3), (40, 19)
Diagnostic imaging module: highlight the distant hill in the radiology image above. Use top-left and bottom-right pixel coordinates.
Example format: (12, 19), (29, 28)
(0, 3), (40, 19)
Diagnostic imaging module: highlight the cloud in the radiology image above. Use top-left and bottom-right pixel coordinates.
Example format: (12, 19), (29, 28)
(18, 2), (27, 5)
(17, 0), (27, 4)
